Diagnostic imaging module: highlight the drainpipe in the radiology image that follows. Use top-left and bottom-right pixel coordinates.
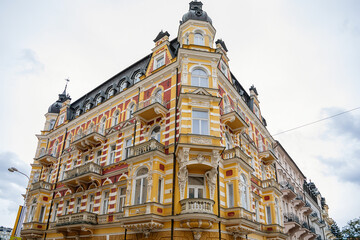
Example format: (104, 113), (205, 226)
(132, 87), (141, 146)
(43, 128), (68, 240)
(171, 67), (179, 240)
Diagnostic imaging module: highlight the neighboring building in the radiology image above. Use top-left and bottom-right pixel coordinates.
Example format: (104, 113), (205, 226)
(20, 1), (336, 240)
(0, 227), (12, 240)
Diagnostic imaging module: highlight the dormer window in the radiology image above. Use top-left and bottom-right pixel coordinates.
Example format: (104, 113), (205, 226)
(120, 81), (128, 92)
(96, 96), (102, 105)
(221, 61), (227, 76)
(107, 89), (114, 99)
(253, 105), (260, 119)
(58, 114), (65, 125)
(49, 119), (56, 130)
(154, 54), (165, 69)
(85, 103), (91, 111)
(76, 109), (81, 117)
(194, 33), (204, 46)
(134, 73), (142, 84)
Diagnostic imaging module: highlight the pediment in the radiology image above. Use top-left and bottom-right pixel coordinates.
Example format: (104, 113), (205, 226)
(191, 87), (212, 96)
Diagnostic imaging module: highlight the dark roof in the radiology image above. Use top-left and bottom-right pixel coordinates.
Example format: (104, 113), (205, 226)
(181, 1), (212, 25)
(48, 89), (71, 114)
(153, 30), (170, 42)
(216, 39), (228, 52)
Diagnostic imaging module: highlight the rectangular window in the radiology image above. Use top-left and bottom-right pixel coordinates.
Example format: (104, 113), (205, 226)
(28, 205), (35, 222)
(192, 110), (209, 135)
(102, 191), (110, 214)
(109, 145), (116, 164)
(60, 164), (66, 181)
(88, 194), (95, 213)
(124, 138), (132, 159)
(39, 206), (45, 222)
(96, 150), (102, 165)
(52, 203), (58, 221)
(266, 206), (272, 224)
(64, 200), (70, 215)
(58, 114), (65, 125)
(255, 200), (259, 222)
(118, 187), (126, 212)
(75, 197), (81, 213)
(188, 176), (204, 198)
(155, 55), (165, 69)
(227, 182), (234, 208)
(158, 178), (163, 203)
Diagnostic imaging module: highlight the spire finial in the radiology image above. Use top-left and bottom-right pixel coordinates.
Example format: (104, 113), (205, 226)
(64, 77), (70, 94)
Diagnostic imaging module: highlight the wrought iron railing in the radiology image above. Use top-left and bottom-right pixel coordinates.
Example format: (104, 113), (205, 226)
(283, 213), (300, 224)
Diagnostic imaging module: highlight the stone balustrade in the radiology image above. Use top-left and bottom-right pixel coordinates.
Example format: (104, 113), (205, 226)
(180, 198), (215, 214)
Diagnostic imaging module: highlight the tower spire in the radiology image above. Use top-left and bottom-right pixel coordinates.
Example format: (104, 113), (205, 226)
(63, 77), (70, 94)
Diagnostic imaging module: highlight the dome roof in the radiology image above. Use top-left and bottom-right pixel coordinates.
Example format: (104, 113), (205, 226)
(181, 1), (212, 25)
(47, 89), (71, 114)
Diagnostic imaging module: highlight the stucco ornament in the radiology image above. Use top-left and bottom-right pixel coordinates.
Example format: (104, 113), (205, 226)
(211, 150), (221, 168)
(147, 173), (153, 202)
(178, 148), (190, 200)
(205, 168), (217, 199)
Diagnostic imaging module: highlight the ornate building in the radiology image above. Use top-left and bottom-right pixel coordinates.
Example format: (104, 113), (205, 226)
(20, 1), (335, 240)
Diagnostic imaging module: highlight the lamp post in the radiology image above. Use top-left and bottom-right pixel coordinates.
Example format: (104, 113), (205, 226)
(8, 167), (30, 238)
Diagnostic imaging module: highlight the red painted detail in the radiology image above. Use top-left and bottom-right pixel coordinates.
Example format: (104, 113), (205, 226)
(159, 164), (165, 171)
(264, 196), (270, 201)
(267, 227), (273, 231)
(228, 212), (235, 217)
(226, 170), (233, 176)
(109, 215), (113, 222)
(43, 197), (48, 201)
(109, 204), (115, 209)
(157, 208), (163, 213)
(37, 225), (42, 229)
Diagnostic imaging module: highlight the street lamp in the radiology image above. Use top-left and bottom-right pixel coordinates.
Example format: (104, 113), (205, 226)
(8, 166), (30, 238)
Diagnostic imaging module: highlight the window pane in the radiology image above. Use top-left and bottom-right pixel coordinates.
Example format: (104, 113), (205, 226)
(198, 189), (203, 198)
(189, 176), (204, 185)
(193, 119), (200, 134)
(201, 120), (209, 135)
(135, 179), (141, 204)
(141, 178), (148, 204)
(193, 110), (207, 119)
(189, 188), (195, 198)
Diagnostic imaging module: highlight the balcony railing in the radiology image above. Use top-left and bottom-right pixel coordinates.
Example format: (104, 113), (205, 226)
(220, 106), (248, 132)
(223, 146), (251, 164)
(180, 198), (215, 214)
(261, 178), (280, 191)
(56, 212), (97, 226)
(63, 162), (102, 181)
(128, 139), (165, 158)
(30, 181), (52, 191)
(97, 212), (124, 224)
(72, 125), (106, 151)
(134, 95), (168, 122)
(283, 213), (300, 224)
(35, 153), (58, 166)
(258, 145), (277, 165)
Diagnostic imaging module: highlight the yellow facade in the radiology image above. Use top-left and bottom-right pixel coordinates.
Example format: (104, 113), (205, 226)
(20, 1), (338, 240)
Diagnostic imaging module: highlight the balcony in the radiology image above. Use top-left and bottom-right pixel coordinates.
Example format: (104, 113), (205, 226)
(258, 146), (277, 165)
(62, 162), (102, 186)
(128, 139), (165, 158)
(177, 134), (222, 150)
(72, 126), (106, 151)
(30, 181), (52, 193)
(223, 207), (254, 221)
(54, 212), (97, 232)
(261, 224), (286, 238)
(223, 146), (252, 172)
(98, 212), (124, 224)
(133, 95), (168, 122)
(221, 106), (248, 133)
(35, 154), (57, 166)
(310, 212), (319, 222)
(293, 194), (306, 208)
(283, 213), (301, 234)
(21, 222), (46, 239)
(261, 178), (281, 195)
(280, 182), (297, 200)
(301, 201), (313, 215)
(180, 198), (215, 214)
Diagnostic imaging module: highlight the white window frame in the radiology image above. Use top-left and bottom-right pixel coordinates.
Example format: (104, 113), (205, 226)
(133, 168), (148, 205)
(108, 144), (116, 165)
(255, 200), (259, 222)
(64, 200), (70, 215)
(39, 206), (45, 222)
(150, 126), (161, 142)
(240, 174), (249, 210)
(192, 109), (209, 135)
(88, 194), (95, 213)
(123, 137), (132, 160)
(188, 175), (205, 199)
(74, 197), (81, 213)
(120, 81), (128, 92)
(118, 187), (126, 212)
(221, 61), (228, 76)
(52, 203), (58, 221)
(112, 110), (120, 126)
(102, 191), (110, 214)
(58, 114), (65, 125)
(96, 150), (102, 165)
(157, 178), (164, 203)
(107, 89), (114, 99)
(96, 96), (102, 105)
(227, 182), (234, 208)
(266, 205), (272, 224)
(191, 68), (208, 88)
(154, 52), (165, 69)
(127, 103), (135, 120)
(194, 32), (204, 46)
(134, 73), (142, 84)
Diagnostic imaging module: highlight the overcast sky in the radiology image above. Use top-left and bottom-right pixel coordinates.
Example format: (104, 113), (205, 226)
(1, 0), (359, 229)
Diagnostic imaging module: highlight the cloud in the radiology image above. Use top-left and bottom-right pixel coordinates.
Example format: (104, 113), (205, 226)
(318, 108), (360, 185)
(14, 49), (44, 75)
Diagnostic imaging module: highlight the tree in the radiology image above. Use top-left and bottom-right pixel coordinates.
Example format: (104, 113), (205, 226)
(342, 217), (360, 240)
(331, 221), (343, 239)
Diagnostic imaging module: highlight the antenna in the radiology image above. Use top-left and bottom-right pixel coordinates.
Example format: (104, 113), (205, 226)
(64, 77), (70, 93)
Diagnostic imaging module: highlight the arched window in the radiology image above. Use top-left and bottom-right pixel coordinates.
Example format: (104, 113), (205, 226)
(76, 129), (83, 140)
(223, 97), (231, 113)
(225, 133), (232, 150)
(191, 69), (208, 88)
(47, 169), (52, 183)
(107, 88), (114, 99)
(99, 117), (106, 135)
(127, 103), (135, 120)
(275, 198), (281, 224)
(240, 174), (249, 210)
(33, 171), (40, 183)
(261, 164), (266, 180)
(120, 81), (128, 92)
(134, 168), (148, 204)
(52, 141), (58, 157)
(151, 126), (161, 142)
(27, 198), (37, 222)
(96, 96), (102, 105)
(112, 110), (120, 126)
(60, 164), (66, 181)
(194, 32), (204, 45)
(134, 73), (142, 84)
(39, 148), (45, 157)
(85, 103), (91, 111)
(152, 89), (162, 104)
(87, 123), (94, 134)
(76, 109), (81, 117)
